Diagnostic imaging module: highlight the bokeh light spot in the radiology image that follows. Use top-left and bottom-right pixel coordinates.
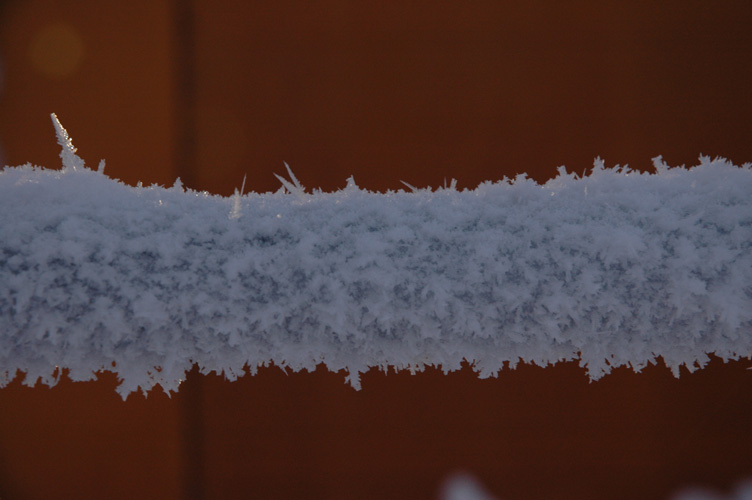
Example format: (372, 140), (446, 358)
(28, 22), (85, 79)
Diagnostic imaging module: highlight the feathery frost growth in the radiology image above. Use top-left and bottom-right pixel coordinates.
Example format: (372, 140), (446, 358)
(1, 114), (751, 397)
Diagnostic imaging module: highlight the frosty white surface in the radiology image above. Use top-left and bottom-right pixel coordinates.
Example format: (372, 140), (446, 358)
(1, 115), (751, 397)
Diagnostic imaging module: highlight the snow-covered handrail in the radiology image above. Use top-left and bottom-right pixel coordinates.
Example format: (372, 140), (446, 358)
(1, 115), (751, 397)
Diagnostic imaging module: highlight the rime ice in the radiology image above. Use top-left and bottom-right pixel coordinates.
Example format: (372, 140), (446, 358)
(1, 116), (751, 397)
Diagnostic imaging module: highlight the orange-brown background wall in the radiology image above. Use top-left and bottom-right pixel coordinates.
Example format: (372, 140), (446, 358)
(0, 1), (751, 499)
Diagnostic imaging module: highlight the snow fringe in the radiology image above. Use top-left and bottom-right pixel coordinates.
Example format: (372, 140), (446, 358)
(0, 114), (751, 398)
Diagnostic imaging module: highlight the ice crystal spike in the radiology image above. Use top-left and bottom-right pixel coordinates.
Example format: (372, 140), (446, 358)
(273, 173), (294, 194)
(274, 162), (306, 198)
(229, 175), (246, 220)
(400, 180), (418, 192)
(51, 113), (74, 152)
(283, 162), (303, 191)
(51, 113), (85, 171)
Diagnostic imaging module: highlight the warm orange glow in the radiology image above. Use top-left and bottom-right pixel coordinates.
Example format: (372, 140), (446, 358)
(28, 22), (84, 79)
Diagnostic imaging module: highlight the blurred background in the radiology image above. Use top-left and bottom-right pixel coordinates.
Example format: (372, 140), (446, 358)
(2, 0), (752, 193)
(1, 1), (751, 499)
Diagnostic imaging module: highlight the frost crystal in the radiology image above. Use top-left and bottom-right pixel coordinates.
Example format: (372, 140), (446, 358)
(0, 116), (751, 397)
(51, 113), (85, 171)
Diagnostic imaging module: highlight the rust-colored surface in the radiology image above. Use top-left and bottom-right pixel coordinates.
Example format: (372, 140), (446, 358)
(2, 1), (752, 193)
(197, 358), (752, 500)
(0, 371), (182, 499)
(0, 0), (175, 187)
(1, 1), (752, 499)
(0, 359), (751, 500)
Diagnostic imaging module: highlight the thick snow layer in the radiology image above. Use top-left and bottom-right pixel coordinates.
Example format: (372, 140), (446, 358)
(1, 115), (751, 397)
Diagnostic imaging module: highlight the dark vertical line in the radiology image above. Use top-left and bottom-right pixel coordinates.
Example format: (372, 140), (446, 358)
(174, 0), (198, 189)
(174, 3), (204, 499)
(0, 1), (8, 170)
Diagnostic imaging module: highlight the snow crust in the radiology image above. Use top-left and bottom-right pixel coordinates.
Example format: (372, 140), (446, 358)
(1, 115), (751, 397)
